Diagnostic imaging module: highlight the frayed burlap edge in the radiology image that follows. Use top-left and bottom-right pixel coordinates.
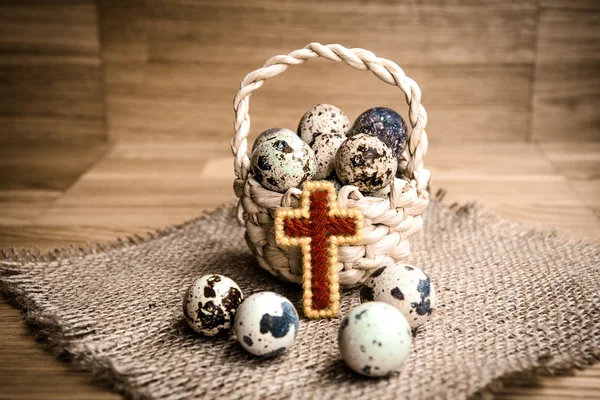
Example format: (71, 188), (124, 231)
(0, 201), (236, 400)
(1, 190), (598, 400)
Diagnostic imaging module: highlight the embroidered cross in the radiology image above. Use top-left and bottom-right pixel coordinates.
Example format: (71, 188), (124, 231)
(274, 181), (363, 319)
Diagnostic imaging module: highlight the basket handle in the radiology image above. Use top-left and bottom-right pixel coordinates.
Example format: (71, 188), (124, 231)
(231, 43), (429, 193)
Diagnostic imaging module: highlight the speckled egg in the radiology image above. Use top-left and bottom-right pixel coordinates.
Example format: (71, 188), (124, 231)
(250, 135), (316, 193)
(311, 132), (346, 180)
(348, 107), (408, 158)
(334, 134), (398, 192)
(360, 263), (437, 329)
(297, 104), (350, 145)
(234, 292), (300, 357)
(338, 302), (412, 377)
(365, 183), (391, 199)
(183, 274), (244, 337)
(251, 127), (298, 151)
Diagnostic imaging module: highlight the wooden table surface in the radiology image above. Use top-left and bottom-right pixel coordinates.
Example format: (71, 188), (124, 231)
(1, 140), (599, 399)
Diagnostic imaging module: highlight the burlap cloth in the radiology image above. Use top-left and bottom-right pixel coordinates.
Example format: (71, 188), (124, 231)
(1, 198), (599, 399)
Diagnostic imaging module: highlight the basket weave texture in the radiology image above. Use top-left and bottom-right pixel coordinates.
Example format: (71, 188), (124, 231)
(232, 43), (430, 287)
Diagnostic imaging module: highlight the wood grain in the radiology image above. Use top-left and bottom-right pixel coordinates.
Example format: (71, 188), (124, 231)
(531, 8), (600, 142)
(36, 142), (232, 230)
(541, 142), (600, 218)
(2, 0), (598, 145)
(428, 142), (600, 238)
(147, 0), (537, 66)
(540, 142), (600, 180)
(0, 2), (101, 59)
(0, 143), (110, 191)
(96, 0), (148, 62)
(103, 61), (532, 143)
(0, 143), (109, 228)
(539, 0), (600, 9)
(0, 302), (120, 400)
(96, 0), (538, 143)
(0, 1), (106, 144)
(535, 8), (600, 65)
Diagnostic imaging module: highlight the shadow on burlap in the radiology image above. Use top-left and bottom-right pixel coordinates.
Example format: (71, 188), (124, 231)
(1, 199), (599, 399)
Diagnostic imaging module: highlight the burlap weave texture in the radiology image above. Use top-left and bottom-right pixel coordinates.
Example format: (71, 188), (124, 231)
(1, 200), (599, 399)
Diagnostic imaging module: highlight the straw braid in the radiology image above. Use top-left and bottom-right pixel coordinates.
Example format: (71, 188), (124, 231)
(232, 43), (429, 225)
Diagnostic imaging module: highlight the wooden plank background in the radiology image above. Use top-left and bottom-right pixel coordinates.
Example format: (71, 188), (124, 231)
(0, 0), (105, 144)
(1, 0), (598, 145)
(532, 6), (600, 141)
(99, 0), (538, 143)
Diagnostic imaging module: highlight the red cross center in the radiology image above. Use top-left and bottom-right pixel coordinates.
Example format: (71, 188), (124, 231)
(282, 189), (358, 310)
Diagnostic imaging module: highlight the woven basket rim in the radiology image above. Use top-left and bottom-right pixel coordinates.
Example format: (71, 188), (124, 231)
(231, 43), (430, 222)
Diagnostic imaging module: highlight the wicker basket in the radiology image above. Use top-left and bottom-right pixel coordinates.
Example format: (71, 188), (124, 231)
(231, 43), (430, 288)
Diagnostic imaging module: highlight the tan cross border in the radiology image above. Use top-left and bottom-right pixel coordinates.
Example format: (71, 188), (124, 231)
(274, 181), (364, 319)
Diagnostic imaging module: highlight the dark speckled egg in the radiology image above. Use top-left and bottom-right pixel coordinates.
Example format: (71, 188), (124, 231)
(250, 134), (316, 193)
(234, 292), (299, 357)
(311, 132), (346, 180)
(365, 183), (391, 199)
(360, 263), (437, 329)
(348, 107), (408, 158)
(252, 127), (298, 152)
(334, 134), (397, 192)
(297, 104), (351, 146)
(183, 274), (244, 337)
